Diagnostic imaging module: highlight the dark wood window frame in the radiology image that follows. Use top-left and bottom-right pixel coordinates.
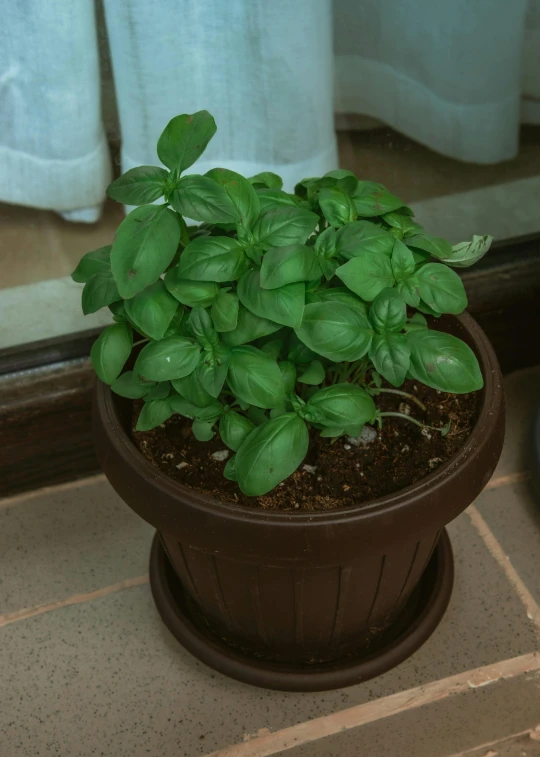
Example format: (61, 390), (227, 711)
(1, 234), (539, 498)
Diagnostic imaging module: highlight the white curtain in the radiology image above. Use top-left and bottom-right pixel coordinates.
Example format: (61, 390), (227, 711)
(0, 0), (537, 218)
(334, 0), (530, 164)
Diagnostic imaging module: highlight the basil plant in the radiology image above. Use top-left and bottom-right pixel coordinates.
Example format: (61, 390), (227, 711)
(73, 111), (491, 496)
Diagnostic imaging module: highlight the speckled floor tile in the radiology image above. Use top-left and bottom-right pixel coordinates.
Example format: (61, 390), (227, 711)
(464, 730), (540, 756)
(475, 480), (540, 606)
(270, 672), (540, 757)
(1, 503), (538, 757)
(0, 478), (152, 614)
(494, 366), (540, 479)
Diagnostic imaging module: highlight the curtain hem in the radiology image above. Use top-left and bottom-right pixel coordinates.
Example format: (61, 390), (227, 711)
(0, 136), (112, 211)
(335, 55), (520, 164)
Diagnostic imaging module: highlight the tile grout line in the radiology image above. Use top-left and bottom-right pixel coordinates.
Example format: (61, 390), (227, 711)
(202, 652), (540, 757)
(467, 504), (540, 630)
(445, 726), (535, 757)
(483, 470), (529, 491)
(0, 473), (107, 509)
(0, 575), (149, 628)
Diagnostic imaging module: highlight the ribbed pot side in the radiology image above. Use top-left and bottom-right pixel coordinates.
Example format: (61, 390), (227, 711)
(93, 313), (505, 664)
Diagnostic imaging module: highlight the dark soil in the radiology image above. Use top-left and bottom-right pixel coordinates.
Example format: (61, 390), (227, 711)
(132, 381), (479, 512)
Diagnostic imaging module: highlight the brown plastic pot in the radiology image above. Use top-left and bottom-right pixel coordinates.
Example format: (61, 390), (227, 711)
(93, 312), (505, 690)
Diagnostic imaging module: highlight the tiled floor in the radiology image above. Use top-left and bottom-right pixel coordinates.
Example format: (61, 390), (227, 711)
(1, 366), (540, 757)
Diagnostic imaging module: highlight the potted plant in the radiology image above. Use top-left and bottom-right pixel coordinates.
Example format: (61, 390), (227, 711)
(76, 111), (504, 692)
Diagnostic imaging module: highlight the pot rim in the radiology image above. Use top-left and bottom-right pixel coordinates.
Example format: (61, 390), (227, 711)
(96, 311), (503, 527)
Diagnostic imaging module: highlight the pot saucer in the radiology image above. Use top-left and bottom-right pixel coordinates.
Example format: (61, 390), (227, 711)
(149, 529), (454, 692)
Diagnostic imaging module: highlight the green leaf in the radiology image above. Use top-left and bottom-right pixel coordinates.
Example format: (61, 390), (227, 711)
(211, 291), (239, 332)
(298, 360), (326, 385)
(162, 305), (186, 337)
(279, 360), (297, 393)
(440, 235), (493, 268)
(168, 394), (222, 422)
(170, 175), (240, 224)
(308, 287), (367, 314)
(90, 323), (133, 385)
(171, 371), (215, 407)
(314, 226), (337, 258)
(391, 239), (415, 277)
(256, 188), (298, 212)
(196, 344), (231, 397)
(235, 413), (309, 495)
(324, 169), (359, 195)
(369, 288), (407, 333)
(307, 384), (375, 428)
(223, 454), (238, 480)
(319, 259), (339, 280)
(320, 426), (346, 438)
(124, 279), (178, 340)
(249, 172), (283, 190)
(295, 302), (373, 362)
(144, 381), (172, 401)
(287, 334), (318, 365)
(260, 244), (321, 289)
(188, 305), (218, 348)
(219, 411), (255, 451)
(335, 221), (394, 260)
(408, 330), (483, 393)
(107, 166), (169, 205)
(369, 333), (411, 386)
(247, 406), (269, 425)
(157, 111), (217, 173)
(221, 306), (281, 347)
(237, 270), (305, 328)
(336, 252), (394, 301)
(417, 263), (467, 314)
(403, 312), (428, 332)
(135, 399), (174, 431)
(139, 384), (171, 402)
(252, 207), (319, 250)
(82, 272), (120, 315)
(192, 420), (215, 441)
(110, 205), (181, 299)
(319, 187), (357, 227)
(72, 246), (112, 284)
(205, 168), (260, 229)
(134, 337), (200, 381)
(417, 301), (442, 318)
(176, 236), (247, 282)
(407, 233), (453, 260)
(227, 346), (285, 408)
(382, 211), (423, 238)
(164, 267), (219, 307)
(111, 371), (153, 399)
(353, 182), (403, 217)
(397, 275), (421, 307)
(260, 339), (284, 360)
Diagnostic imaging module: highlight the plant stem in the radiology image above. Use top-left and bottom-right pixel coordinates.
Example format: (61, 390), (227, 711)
(372, 388), (426, 411)
(133, 338), (150, 347)
(379, 412), (448, 434)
